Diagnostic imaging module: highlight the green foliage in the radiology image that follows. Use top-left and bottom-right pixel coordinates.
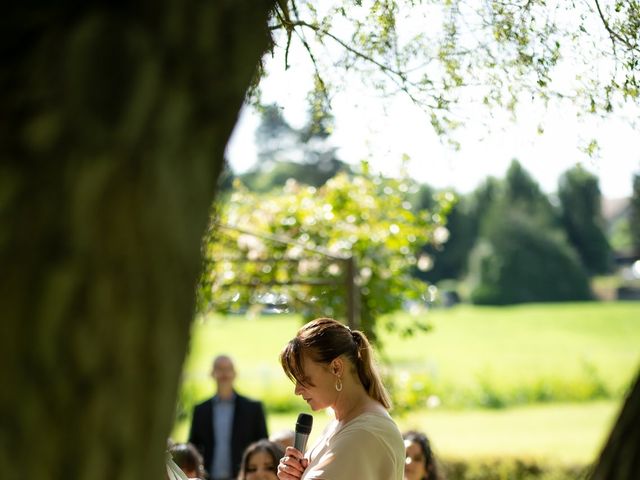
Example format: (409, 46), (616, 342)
(418, 195), (477, 283)
(501, 160), (557, 227)
(237, 159), (348, 192)
(557, 166), (612, 274)
(469, 211), (591, 305)
(609, 217), (633, 253)
(386, 360), (615, 413)
(631, 173), (640, 255)
(442, 458), (589, 480)
(267, 1), (640, 146)
(198, 166), (453, 339)
(238, 102), (350, 193)
(465, 161), (591, 305)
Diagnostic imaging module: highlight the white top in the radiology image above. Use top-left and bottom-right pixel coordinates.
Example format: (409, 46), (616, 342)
(302, 412), (405, 480)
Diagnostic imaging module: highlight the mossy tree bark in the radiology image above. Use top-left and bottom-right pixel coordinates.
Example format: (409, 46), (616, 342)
(0, 2), (274, 478)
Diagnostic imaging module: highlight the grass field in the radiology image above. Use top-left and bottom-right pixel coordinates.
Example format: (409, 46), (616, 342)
(173, 302), (640, 464)
(265, 400), (621, 465)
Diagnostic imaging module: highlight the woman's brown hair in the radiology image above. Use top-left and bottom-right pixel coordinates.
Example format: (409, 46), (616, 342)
(238, 439), (284, 480)
(280, 317), (392, 409)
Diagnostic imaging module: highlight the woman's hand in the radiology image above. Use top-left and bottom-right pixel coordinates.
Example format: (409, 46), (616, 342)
(277, 446), (308, 480)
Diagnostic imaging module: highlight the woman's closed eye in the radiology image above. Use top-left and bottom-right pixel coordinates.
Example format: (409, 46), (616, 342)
(247, 464), (277, 472)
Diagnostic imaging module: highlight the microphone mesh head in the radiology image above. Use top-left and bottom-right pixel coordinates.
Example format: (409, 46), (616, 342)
(295, 413), (313, 434)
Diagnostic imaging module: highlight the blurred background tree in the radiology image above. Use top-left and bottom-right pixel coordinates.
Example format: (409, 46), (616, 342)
(558, 166), (613, 275)
(236, 104), (351, 192)
(631, 174), (640, 256)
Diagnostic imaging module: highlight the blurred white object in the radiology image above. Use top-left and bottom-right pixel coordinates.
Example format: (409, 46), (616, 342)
(632, 260), (640, 279)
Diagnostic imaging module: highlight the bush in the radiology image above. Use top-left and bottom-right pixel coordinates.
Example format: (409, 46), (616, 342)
(468, 211), (592, 305)
(442, 458), (590, 480)
(386, 362), (614, 412)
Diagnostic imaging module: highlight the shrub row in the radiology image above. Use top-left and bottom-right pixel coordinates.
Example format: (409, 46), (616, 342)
(175, 364), (625, 421)
(385, 367), (620, 413)
(441, 458), (590, 480)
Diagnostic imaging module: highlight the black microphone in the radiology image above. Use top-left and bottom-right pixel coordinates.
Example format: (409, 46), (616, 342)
(294, 413), (313, 453)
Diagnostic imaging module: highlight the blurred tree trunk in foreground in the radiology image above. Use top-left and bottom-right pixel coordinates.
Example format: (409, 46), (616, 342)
(591, 374), (640, 480)
(0, 2), (273, 478)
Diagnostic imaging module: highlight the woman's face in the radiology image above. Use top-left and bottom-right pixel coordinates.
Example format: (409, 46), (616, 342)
(293, 352), (338, 411)
(245, 450), (278, 480)
(404, 440), (427, 480)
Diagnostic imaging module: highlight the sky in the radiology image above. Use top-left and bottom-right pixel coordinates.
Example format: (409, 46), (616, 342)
(226, 8), (640, 199)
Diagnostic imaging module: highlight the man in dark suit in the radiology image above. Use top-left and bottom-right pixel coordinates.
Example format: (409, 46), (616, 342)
(188, 355), (269, 480)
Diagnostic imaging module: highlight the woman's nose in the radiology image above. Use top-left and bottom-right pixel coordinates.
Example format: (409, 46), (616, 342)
(294, 382), (304, 395)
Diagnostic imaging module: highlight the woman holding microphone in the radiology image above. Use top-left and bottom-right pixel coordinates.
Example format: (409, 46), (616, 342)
(277, 318), (404, 480)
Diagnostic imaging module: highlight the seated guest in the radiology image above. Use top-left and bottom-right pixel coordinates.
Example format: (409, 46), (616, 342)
(403, 430), (442, 480)
(169, 442), (206, 479)
(238, 439), (284, 480)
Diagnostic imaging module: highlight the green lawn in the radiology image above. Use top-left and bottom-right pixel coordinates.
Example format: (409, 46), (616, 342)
(263, 400), (620, 465)
(172, 399), (621, 465)
(381, 303), (640, 406)
(174, 302), (640, 463)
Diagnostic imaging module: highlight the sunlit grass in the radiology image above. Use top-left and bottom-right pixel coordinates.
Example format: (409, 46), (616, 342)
(398, 400), (620, 465)
(173, 400), (621, 465)
(382, 303), (640, 390)
(262, 400), (621, 465)
(182, 303), (640, 406)
(173, 302), (640, 462)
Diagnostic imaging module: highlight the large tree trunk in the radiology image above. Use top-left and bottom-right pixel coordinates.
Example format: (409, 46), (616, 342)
(0, 2), (274, 478)
(591, 373), (640, 479)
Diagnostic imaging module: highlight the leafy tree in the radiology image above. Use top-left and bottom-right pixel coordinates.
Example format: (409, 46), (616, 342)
(200, 166), (453, 340)
(266, 1), (640, 143)
(237, 103), (350, 192)
(502, 159), (557, 227)
(631, 174), (640, 256)
(3, 2), (640, 479)
(469, 208), (592, 305)
(417, 195), (476, 283)
(238, 158), (348, 192)
(466, 176), (501, 251)
(469, 177), (501, 223)
(410, 183), (437, 212)
(415, 178), (502, 285)
(468, 162), (592, 304)
(609, 216), (633, 254)
(558, 166), (612, 274)
(255, 104), (300, 161)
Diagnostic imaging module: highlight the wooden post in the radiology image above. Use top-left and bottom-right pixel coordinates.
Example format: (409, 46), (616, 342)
(345, 256), (361, 330)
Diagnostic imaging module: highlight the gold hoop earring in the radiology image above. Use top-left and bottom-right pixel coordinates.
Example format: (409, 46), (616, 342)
(335, 377), (343, 392)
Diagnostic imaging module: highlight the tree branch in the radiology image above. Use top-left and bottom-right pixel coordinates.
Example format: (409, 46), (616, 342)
(271, 20), (408, 80)
(594, 0), (634, 52)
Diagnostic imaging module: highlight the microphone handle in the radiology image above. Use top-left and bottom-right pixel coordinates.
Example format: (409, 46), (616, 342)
(294, 432), (310, 453)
